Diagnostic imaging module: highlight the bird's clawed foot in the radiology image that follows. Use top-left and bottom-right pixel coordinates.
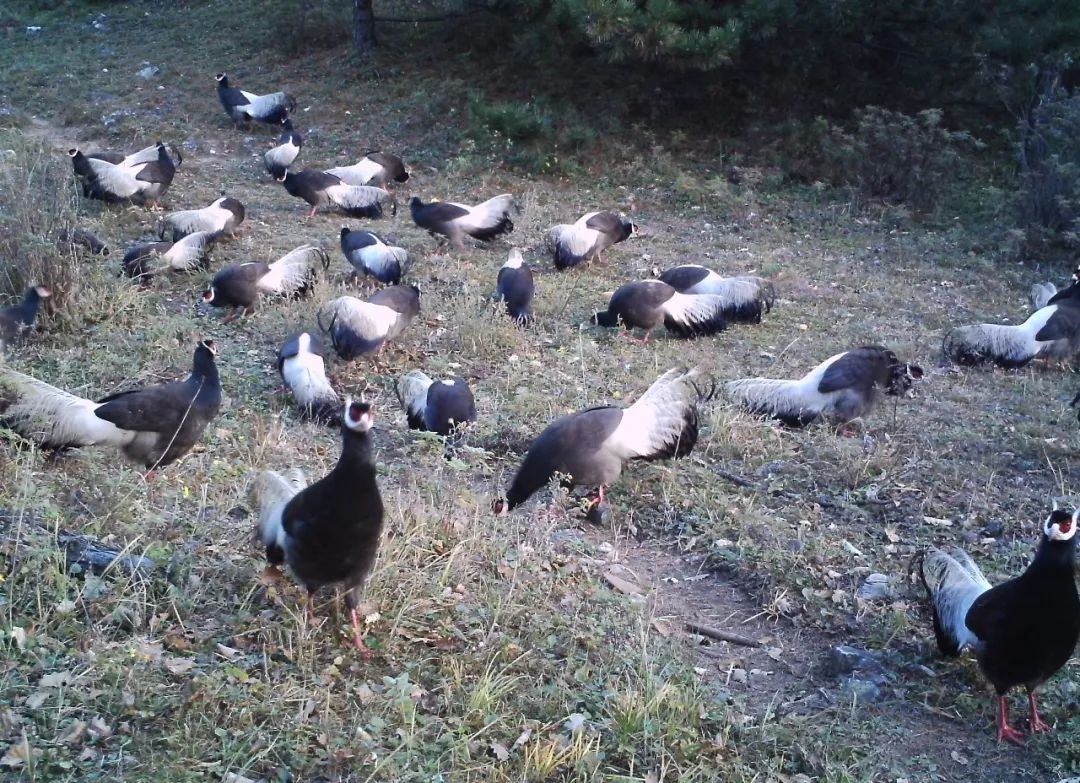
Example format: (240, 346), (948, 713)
(1029, 692), (1052, 734)
(351, 608), (375, 660)
(997, 697), (1026, 745)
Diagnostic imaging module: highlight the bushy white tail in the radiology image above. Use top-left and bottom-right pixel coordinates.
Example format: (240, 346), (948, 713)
(919, 546), (991, 656)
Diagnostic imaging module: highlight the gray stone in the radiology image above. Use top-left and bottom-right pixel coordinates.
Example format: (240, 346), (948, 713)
(856, 573), (892, 601)
(824, 644), (882, 677)
(137, 65), (161, 80)
(840, 676), (882, 703)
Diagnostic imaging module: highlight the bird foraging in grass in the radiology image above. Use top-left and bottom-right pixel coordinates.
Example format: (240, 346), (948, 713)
(590, 280), (728, 342)
(69, 143), (179, 207)
(396, 370), (476, 436)
(918, 507), (1079, 744)
(0, 340), (221, 469)
(547, 210), (637, 270)
(317, 286), (421, 361)
(160, 197), (245, 241)
(340, 227), (408, 285)
(409, 194), (515, 252)
(656, 265), (775, 324)
(203, 244), (328, 323)
(264, 117), (302, 178)
(252, 398), (384, 655)
(943, 302), (1080, 368)
(278, 332), (340, 424)
(726, 346), (922, 427)
(494, 367), (713, 513)
(121, 231), (221, 280)
(216, 72), (295, 126)
(325, 152), (409, 189)
(0, 286), (51, 351)
(496, 248), (534, 325)
(278, 169), (393, 219)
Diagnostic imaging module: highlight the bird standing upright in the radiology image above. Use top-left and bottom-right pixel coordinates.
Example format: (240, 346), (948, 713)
(919, 507), (1080, 744)
(0, 340), (222, 470)
(252, 398), (384, 654)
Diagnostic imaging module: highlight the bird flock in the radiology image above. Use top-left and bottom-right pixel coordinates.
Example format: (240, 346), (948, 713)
(1, 72), (1078, 743)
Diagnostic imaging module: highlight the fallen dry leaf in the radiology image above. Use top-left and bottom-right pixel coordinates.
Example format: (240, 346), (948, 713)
(163, 656), (195, 675)
(490, 741), (510, 762)
(0, 733), (33, 769)
(602, 571), (646, 597)
(88, 716), (112, 742)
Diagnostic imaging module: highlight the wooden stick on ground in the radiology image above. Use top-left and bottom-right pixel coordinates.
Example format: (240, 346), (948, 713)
(685, 620), (761, 648)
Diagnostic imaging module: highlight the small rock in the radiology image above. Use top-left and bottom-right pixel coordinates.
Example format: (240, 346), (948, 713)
(856, 573), (891, 601)
(755, 460), (789, 478)
(840, 676), (881, 703)
(906, 663), (937, 679)
(824, 644), (882, 677)
(980, 520), (1005, 538)
(137, 65), (161, 80)
(90, 14), (109, 31)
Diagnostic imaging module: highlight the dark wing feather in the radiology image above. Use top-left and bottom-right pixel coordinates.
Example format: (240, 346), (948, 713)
(94, 379), (198, 433)
(1034, 304), (1080, 342)
(817, 347), (894, 394)
(584, 211), (623, 234)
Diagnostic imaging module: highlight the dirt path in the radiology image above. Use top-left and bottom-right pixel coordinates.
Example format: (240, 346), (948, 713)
(586, 531), (1055, 782)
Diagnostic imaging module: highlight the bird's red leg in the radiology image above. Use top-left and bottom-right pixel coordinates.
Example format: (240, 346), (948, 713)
(307, 205), (318, 219)
(350, 607), (374, 659)
(305, 591), (316, 624)
(997, 696), (1026, 745)
(1028, 691), (1052, 733)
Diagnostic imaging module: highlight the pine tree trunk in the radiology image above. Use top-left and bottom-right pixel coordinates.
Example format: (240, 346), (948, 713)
(353, 0), (376, 54)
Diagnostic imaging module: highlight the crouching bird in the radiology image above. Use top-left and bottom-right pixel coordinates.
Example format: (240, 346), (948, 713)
(340, 228), (408, 285)
(0, 340), (221, 470)
(317, 286), (420, 361)
(251, 398), (384, 655)
(278, 332), (341, 424)
(494, 367), (713, 513)
(943, 302), (1080, 368)
(160, 197), (245, 241)
(121, 231), (221, 280)
(547, 210), (638, 270)
(203, 244), (329, 323)
(409, 194), (515, 252)
(0, 286), (51, 351)
(918, 507), (1079, 744)
(395, 370), (476, 436)
(657, 265), (775, 324)
(727, 345), (921, 426)
(325, 152), (410, 189)
(69, 143), (179, 207)
(591, 280), (729, 341)
(278, 169), (393, 219)
(216, 73), (295, 126)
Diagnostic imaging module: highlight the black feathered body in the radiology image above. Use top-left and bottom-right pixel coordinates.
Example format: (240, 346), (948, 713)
(280, 426), (383, 602)
(497, 250), (534, 323)
(967, 536), (1079, 696)
(593, 280), (727, 337)
(0, 287), (48, 346)
(92, 346), (222, 467)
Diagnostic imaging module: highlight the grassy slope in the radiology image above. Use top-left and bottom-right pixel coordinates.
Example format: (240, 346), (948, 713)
(0, 2), (1078, 781)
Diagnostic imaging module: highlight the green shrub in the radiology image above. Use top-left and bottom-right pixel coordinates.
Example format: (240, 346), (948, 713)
(823, 107), (979, 214)
(1015, 86), (1080, 249)
(465, 95), (596, 173)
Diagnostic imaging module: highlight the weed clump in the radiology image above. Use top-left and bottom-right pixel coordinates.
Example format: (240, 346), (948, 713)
(0, 131), (79, 305)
